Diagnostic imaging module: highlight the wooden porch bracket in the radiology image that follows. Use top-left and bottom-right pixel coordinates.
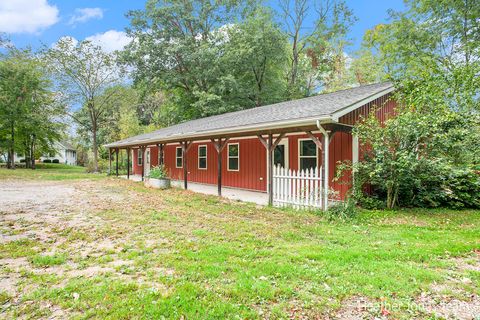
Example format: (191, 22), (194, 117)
(181, 141), (192, 189)
(305, 131), (323, 150)
(257, 133), (285, 206)
(211, 138), (230, 196)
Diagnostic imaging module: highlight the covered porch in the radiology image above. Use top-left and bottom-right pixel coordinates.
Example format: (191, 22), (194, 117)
(109, 121), (354, 210)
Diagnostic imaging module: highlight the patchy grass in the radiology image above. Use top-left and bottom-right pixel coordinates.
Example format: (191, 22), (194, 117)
(0, 166), (479, 319)
(0, 163), (105, 181)
(29, 254), (67, 267)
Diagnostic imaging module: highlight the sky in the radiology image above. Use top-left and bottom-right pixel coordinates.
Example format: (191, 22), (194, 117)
(1, 0), (405, 53)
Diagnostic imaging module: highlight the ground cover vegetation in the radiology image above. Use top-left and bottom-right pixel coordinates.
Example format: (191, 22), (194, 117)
(0, 167), (479, 318)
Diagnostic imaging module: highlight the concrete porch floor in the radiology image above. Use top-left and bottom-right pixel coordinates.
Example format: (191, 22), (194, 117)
(119, 175), (268, 205)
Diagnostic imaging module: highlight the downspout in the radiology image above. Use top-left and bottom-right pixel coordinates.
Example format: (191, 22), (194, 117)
(316, 120), (330, 210)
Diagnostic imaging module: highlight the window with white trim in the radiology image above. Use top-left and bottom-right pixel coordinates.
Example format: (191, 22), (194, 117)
(198, 145), (207, 169)
(227, 143), (239, 171)
(137, 149), (143, 166)
(299, 140), (317, 171)
(175, 146), (183, 168)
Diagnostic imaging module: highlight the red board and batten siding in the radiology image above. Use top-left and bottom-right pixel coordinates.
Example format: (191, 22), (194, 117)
(130, 93), (397, 200)
(131, 132), (353, 200)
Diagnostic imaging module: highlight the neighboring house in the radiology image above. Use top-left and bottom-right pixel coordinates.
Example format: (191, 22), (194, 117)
(105, 82), (397, 209)
(40, 141), (77, 165)
(2, 141), (77, 165)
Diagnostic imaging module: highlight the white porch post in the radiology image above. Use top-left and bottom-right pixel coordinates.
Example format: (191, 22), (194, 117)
(323, 132), (330, 210)
(352, 134), (359, 183)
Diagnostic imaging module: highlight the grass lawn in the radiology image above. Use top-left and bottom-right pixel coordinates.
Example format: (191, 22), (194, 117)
(0, 166), (479, 319)
(0, 163), (106, 181)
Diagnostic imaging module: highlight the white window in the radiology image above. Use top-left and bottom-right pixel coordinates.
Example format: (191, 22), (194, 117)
(227, 143), (239, 171)
(137, 149), (143, 166)
(176, 146), (183, 168)
(198, 145), (207, 170)
(298, 139), (318, 171)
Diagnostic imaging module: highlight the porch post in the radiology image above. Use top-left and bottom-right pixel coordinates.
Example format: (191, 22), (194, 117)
(258, 133), (285, 206)
(182, 141), (192, 190)
(108, 148), (112, 175)
(115, 148), (119, 177)
(323, 132), (330, 210)
(212, 138), (229, 197)
(158, 143), (164, 166)
(127, 148), (130, 180)
(267, 134), (274, 206)
(141, 147), (145, 181)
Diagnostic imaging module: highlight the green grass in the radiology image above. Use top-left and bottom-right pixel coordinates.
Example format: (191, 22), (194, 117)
(30, 254), (67, 267)
(1, 166), (479, 319)
(0, 163), (105, 180)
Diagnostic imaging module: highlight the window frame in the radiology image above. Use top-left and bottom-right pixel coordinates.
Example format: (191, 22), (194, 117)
(137, 149), (143, 166)
(175, 146), (183, 168)
(198, 145), (207, 170)
(298, 138), (318, 171)
(227, 143), (240, 172)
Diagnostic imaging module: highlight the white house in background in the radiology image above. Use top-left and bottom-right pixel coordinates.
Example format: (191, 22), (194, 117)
(2, 141), (77, 165)
(40, 141), (77, 165)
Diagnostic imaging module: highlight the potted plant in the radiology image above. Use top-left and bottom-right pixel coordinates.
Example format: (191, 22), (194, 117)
(145, 164), (171, 189)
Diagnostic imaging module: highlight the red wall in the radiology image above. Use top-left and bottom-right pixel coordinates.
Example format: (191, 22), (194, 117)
(338, 93), (397, 125)
(132, 133), (354, 200)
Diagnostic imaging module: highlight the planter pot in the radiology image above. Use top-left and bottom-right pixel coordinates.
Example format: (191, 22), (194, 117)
(145, 177), (171, 189)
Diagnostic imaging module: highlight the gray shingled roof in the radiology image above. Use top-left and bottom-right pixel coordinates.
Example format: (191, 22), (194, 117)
(59, 141), (75, 151)
(105, 82), (393, 148)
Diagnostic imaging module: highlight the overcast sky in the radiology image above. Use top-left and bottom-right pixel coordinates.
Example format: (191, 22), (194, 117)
(1, 0), (405, 53)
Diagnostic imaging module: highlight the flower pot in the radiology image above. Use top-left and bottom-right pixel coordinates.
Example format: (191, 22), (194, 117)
(145, 177), (171, 189)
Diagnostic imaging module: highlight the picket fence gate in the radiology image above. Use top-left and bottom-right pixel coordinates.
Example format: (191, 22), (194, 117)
(272, 166), (323, 209)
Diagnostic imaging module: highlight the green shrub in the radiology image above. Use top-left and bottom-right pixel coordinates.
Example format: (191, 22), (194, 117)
(324, 196), (358, 220)
(148, 165), (168, 179)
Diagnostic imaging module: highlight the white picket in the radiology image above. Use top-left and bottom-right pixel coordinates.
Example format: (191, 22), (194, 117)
(272, 166), (323, 210)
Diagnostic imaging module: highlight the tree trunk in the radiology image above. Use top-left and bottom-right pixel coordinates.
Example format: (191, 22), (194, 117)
(31, 135), (36, 170)
(9, 122), (15, 169)
(92, 122), (99, 173)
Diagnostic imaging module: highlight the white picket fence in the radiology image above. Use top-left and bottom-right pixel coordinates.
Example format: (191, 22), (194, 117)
(273, 166), (323, 209)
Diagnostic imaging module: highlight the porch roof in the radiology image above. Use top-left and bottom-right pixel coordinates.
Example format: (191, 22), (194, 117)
(105, 82), (394, 148)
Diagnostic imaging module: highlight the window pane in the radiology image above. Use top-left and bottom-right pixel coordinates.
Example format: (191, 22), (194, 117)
(228, 158), (239, 170)
(274, 145), (285, 168)
(300, 140), (317, 157)
(228, 144), (239, 156)
(199, 158), (207, 169)
(176, 157), (182, 168)
(176, 148), (182, 157)
(300, 158), (317, 171)
(199, 146), (207, 157)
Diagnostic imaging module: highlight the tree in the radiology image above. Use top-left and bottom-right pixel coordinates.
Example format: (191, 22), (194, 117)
(223, 8), (287, 107)
(0, 49), (64, 169)
(366, 0), (480, 113)
(46, 38), (125, 172)
(278, 0), (356, 97)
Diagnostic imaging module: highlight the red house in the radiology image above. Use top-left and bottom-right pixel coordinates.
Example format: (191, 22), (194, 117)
(106, 82), (396, 209)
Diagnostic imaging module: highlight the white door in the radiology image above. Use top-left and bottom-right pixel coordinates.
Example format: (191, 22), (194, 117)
(145, 148), (151, 176)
